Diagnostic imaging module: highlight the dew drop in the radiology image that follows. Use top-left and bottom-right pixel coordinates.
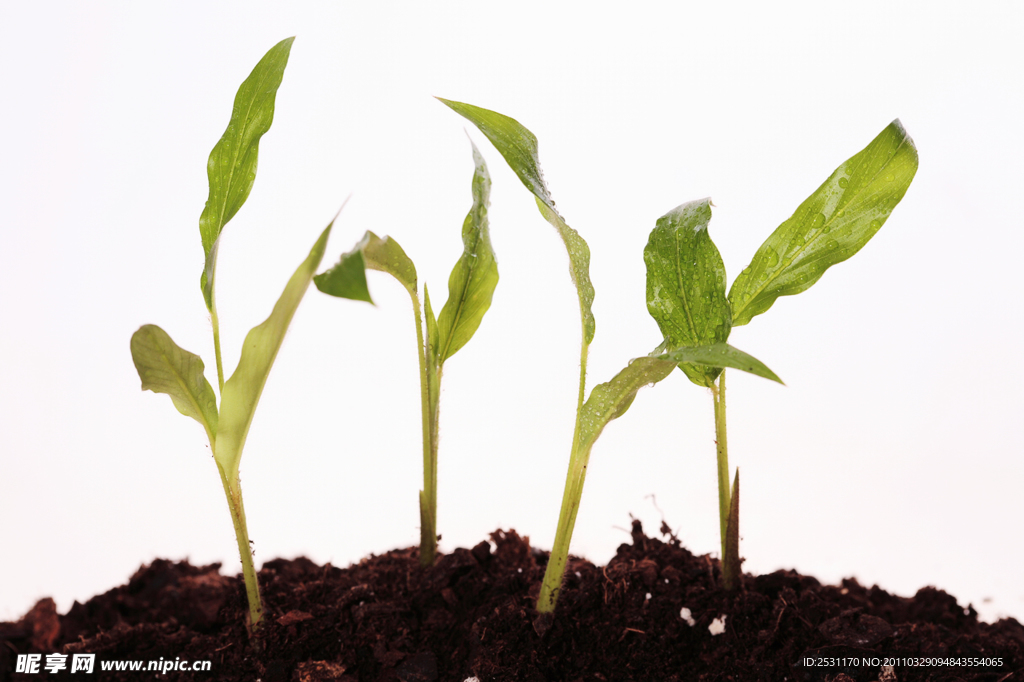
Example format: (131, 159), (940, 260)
(869, 219), (881, 231)
(811, 213), (825, 230)
(826, 239), (838, 250)
(838, 177), (849, 189)
(765, 249), (779, 268)
(885, 173), (894, 182)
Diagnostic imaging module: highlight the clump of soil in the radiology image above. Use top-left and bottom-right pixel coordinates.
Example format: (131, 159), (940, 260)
(3, 521), (1022, 681)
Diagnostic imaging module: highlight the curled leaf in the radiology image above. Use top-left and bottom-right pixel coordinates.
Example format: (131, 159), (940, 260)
(436, 140), (499, 363)
(131, 324), (218, 444)
(439, 98), (595, 345)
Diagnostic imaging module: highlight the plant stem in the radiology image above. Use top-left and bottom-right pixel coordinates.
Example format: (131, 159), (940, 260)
(210, 284), (226, 393)
(218, 467), (263, 630)
(537, 341), (590, 613)
(711, 370), (733, 581)
(411, 293), (438, 567)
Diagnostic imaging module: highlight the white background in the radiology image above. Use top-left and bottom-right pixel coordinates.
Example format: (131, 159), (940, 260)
(2, 3), (1022, 625)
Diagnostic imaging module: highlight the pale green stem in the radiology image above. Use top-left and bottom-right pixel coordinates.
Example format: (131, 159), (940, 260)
(711, 371), (731, 570)
(411, 293), (438, 567)
(218, 467), (263, 630)
(537, 339), (590, 613)
(210, 280), (226, 394)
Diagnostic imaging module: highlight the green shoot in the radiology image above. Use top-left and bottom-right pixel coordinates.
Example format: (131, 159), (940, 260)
(441, 100), (780, 616)
(130, 38), (337, 631)
(315, 141), (498, 567)
(646, 121), (918, 589)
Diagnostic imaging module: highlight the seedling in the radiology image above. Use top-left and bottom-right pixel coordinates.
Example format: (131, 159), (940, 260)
(314, 140), (498, 567)
(130, 38), (338, 630)
(441, 100), (780, 616)
(645, 122), (919, 588)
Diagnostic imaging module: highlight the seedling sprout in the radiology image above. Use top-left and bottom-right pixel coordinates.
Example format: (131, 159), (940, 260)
(130, 38), (338, 630)
(645, 122), (919, 588)
(441, 100), (780, 616)
(314, 140), (498, 567)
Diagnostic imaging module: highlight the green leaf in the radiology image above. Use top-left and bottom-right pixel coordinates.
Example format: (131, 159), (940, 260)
(436, 141), (499, 364)
(654, 342), (783, 385)
(199, 37), (295, 309)
(314, 240), (373, 304)
(576, 356), (678, 456)
(214, 219), (333, 479)
(315, 230), (419, 303)
(729, 120), (919, 326)
(645, 198), (732, 387)
(438, 98), (595, 345)
(130, 324), (219, 445)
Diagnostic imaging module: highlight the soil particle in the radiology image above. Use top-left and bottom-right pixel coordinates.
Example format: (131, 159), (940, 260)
(3, 521), (1021, 681)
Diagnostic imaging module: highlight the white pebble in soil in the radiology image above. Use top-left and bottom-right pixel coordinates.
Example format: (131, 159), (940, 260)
(708, 615), (727, 636)
(679, 607), (696, 626)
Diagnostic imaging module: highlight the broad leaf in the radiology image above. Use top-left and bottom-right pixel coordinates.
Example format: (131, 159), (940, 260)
(654, 343), (783, 385)
(645, 198), (732, 387)
(215, 219), (333, 479)
(729, 120), (919, 326)
(436, 141), (498, 363)
(315, 231), (418, 303)
(199, 37), (295, 309)
(439, 98), (595, 344)
(131, 324), (219, 444)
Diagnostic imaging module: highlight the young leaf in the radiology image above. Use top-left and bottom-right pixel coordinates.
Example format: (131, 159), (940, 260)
(645, 198), (732, 388)
(130, 324), (219, 444)
(729, 120), (919, 326)
(314, 241), (373, 304)
(722, 469), (741, 590)
(316, 230), (419, 303)
(423, 284), (439, 382)
(215, 219), (333, 479)
(654, 343), (783, 385)
(575, 356), (679, 455)
(199, 37), (295, 309)
(438, 98), (595, 344)
(436, 141), (498, 363)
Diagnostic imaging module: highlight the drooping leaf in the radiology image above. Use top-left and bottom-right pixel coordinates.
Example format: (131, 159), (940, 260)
(729, 120), (919, 326)
(436, 141), (499, 363)
(215, 219), (333, 479)
(645, 198), (732, 387)
(131, 324), (219, 444)
(315, 230), (418, 304)
(314, 240), (373, 303)
(576, 356), (678, 456)
(438, 98), (595, 344)
(199, 37), (295, 309)
(723, 469), (741, 590)
(654, 343), (783, 385)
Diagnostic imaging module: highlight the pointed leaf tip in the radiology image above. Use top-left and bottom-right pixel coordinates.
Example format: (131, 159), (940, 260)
(728, 120), (918, 326)
(199, 37), (295, 309)
(441, 98), (596, 346)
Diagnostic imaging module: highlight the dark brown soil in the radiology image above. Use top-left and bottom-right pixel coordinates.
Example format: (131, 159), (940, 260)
(3, 521), (1021, 681)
